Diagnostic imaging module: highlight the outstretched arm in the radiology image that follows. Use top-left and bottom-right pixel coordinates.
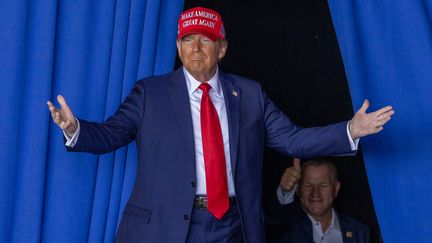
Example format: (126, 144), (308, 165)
(349, 99), (394, 140)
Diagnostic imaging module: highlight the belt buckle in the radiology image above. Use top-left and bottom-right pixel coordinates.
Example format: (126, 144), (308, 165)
(198, 197), (207, 209)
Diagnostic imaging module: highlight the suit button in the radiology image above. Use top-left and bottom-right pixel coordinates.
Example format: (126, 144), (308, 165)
(190, 182), (196, 187)
(184, 215), (189, 220)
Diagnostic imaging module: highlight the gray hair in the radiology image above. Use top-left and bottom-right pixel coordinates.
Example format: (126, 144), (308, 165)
(300, 158), (339, 184)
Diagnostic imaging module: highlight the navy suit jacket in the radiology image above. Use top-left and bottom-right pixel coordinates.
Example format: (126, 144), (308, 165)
(69, 67), (354, 242)
(266, 200), (370, 243)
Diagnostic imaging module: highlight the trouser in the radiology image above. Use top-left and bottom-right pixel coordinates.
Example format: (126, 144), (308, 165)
(185, 203), (244, 243)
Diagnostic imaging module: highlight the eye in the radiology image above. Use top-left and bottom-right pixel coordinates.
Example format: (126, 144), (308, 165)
(319, 184), (329, 188)
(182, 37), (193, 43)
(200, 37), (212, 45)
(302, 184), (312, 189)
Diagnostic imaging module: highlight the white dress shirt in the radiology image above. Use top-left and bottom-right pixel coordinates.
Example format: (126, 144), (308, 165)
(308, 209), (343, 243)
(183, 67), (235, 196)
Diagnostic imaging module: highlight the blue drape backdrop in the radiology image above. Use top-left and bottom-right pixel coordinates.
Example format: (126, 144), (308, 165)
(328, 0), (432, 242)
(0, 0), (184, 242)
(3, 1), (432, 242)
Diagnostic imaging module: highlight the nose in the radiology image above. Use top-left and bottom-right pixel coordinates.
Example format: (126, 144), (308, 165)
(311, 187), (321, 197)
(191, 40), (201, 52)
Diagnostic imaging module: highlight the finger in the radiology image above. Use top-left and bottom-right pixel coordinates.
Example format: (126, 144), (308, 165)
(358, 99), (369, 113)
(280, 178), (291, 187)
(280, 181), (294, 189)
(288, 177), (298, 184)
(377, 109), (395, 119)
(54, 112), (62, 124)
(280, 177), (292, 185)
(293, 158), (301, 170)
(57, 95), (72, 114)
(373, 106), (393, 117)
(288, 169), (300, 178)
(63, 120), (71, 129)
(47, 100), (54, 109)
(51, 111), (59, 121)
(47, 101), (58, 113)
(49, 108), (57, 119)
(373, 126), (384, 134)
(59, 121), (66, 129)
(282, 168), (292, 176)
(282, 169), (297, 179)
(280, 184), (293, 191)
(377, 116), (392, 127)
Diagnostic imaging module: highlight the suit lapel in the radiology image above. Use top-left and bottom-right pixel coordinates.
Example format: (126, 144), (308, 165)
(339, 214), (355, 243)
(168, 68), (195, 161)
(219, 72), (240, 177)
(299, 210), (315, 242)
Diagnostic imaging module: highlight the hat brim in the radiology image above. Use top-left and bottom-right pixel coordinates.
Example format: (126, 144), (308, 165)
(177, 29), (223, 42)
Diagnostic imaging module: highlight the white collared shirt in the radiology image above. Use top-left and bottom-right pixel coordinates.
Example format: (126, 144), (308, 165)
(307, 209), (343, 243)
(183, 66), (235, 196)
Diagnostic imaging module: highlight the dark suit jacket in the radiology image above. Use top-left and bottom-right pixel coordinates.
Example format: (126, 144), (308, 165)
(267, 200), (370, 243)
(69, 67), (354, 243)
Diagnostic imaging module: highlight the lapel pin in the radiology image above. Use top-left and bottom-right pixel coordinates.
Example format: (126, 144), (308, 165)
(232, 90), (238, 97)
(346, 231), (353, 238)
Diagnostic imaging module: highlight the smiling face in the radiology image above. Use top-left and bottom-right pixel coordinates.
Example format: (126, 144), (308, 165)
(298, 164), (340, 221)
(177, 33), (227, 82)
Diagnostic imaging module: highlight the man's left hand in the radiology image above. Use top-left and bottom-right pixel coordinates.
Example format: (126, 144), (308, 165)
(349, 99), (395, 140)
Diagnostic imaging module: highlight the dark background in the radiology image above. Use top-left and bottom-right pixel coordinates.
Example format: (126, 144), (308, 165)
(178, 1), (382, 242)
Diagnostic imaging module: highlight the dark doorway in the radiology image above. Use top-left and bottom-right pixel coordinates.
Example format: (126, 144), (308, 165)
(179, 1), (382, 242)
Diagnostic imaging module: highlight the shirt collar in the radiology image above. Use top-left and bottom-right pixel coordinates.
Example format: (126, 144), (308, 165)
(332, 209), (341, 232)
(306, 208), (341, 233)
(183, 66), (222, 97)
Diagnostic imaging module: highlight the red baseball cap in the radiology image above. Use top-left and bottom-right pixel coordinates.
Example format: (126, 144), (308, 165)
(177, 7), (226, 41)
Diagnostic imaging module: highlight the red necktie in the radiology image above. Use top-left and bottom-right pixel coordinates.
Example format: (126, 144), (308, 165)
(199, 83), (229, 219)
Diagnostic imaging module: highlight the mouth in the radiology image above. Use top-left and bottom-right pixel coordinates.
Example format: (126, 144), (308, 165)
(191, 56), (206, 61)
(309, 199), (323, 204)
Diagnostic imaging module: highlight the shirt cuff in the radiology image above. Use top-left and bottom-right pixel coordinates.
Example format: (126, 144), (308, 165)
(346, 121), (359, 151)
(64, 118), (80, 147)
(276, 185), (296, 205)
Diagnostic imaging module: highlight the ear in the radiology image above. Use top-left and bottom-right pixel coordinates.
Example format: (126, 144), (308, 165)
(334, 181), (341, 198)
(176, 39), (182, 57)
(217, 40), (228, 61)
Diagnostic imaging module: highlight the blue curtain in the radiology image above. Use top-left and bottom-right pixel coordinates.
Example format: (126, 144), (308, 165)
(0, 0), (184, 242)
(328, 0), (432, 242)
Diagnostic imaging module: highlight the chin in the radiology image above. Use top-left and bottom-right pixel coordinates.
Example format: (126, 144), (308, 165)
(306, 206), (324, 214)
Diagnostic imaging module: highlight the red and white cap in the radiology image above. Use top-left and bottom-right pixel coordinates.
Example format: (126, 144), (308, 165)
(177, 7), (226, 41)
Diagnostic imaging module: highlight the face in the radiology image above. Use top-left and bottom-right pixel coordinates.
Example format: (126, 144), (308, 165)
(298, 165), (340, 221)
(177, 34), (227, 82)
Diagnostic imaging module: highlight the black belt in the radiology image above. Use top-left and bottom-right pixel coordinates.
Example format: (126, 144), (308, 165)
(193, 196), (237, 210)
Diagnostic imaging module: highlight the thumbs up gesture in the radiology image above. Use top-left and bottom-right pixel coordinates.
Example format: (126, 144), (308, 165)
(279, 158), (301, 193)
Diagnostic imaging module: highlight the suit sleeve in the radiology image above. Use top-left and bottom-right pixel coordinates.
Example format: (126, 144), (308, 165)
(67, 81), (145, 154)
(261, 90), (354, 158)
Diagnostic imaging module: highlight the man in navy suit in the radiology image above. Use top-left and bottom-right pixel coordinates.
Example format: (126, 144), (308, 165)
(47, 6), (393, 243)
(267, 158), (370, 243)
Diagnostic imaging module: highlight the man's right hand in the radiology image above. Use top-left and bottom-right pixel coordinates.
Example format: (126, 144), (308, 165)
(279, 158), (301, 193)
(47, 95), (78, 137)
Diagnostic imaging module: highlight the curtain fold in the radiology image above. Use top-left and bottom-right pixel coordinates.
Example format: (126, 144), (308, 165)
(0, 0), (184, 242)
(328, 0), (432, 242)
